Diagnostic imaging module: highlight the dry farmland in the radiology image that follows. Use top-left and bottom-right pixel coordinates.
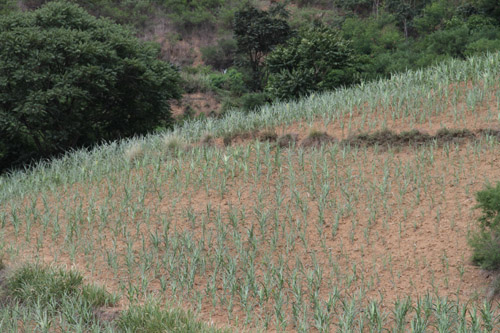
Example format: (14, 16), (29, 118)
(2, 54), (500, 331)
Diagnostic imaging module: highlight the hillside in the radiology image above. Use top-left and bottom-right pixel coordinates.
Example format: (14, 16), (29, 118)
(5, 0), (500, 120)
(1, 52), (500, 330)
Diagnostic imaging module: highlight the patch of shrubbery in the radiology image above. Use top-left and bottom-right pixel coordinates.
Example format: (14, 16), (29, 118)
(266, 25), (357, 100)
(0, 1), (181, 172)
(469, 182), (500, 270)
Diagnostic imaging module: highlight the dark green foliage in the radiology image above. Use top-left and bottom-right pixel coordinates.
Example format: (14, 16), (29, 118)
(414, 13), (500, 67)
(476, 0), (500, 23)
(412, 0), (455, 35)
(209, 68), (247, 95)
(201, 38), (237, 70)
(266, 25), (356, 100)
(241, 92), (270, 111)
(161, 0), (224, 32)
(469, 183), (500, 270)
(341, 13), (407, 80)
(80, 0), (153, 28)
(0, 0), (17, 14)
(0, 1), (181, 172)
(334, 0), (372, 15)
(233, 4), (292, 90)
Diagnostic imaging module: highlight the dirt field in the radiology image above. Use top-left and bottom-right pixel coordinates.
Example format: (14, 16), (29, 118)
(2, 73), (500, 331)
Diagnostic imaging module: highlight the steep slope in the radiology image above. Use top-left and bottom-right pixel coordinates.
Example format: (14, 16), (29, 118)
(2, 53), (500, 331)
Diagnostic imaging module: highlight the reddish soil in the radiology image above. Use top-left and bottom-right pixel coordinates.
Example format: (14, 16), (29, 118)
(2, 79), (500, 331)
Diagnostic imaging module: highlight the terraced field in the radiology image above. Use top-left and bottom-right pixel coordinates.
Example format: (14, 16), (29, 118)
(2, 53), (500, 331)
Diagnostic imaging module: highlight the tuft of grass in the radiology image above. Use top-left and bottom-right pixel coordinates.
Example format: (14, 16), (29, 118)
(163, 135), (186, 154)
(4, 264), (118, 317)
(346, 129), (432, 147)
(469, 182), (500, 271)
(5, 264), (84, 309)
(117, 299), (225, 333)
(344, 128), (479, 148)
(82, 284), (120, 307)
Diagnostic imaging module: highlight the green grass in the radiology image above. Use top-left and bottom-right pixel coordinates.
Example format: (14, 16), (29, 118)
(117, 299), (226, 333)
(0, 263), (221, 332)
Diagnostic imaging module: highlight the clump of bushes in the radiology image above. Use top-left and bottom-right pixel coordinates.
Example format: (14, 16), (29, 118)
(0, 1), (181, 172)
(266, 25), (357, 100)
(469, 182), (500, 270)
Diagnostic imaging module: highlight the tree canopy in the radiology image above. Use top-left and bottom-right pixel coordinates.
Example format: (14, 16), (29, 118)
(0, 1), (182, 171)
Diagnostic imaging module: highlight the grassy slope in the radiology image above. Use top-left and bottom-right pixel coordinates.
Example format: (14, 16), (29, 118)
(2, 53), (500, 331)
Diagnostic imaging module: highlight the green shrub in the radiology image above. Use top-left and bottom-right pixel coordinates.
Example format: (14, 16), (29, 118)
(266, 25), (357, 100)
(469, 182), (500, 270)
(209, 68), (247, 95)
(0, 1), (182, 172)
(233, 4), (292, 90)
(0, 0), (17, 14)
(241, 92), (270, 111)
(161, 0), (223, 32)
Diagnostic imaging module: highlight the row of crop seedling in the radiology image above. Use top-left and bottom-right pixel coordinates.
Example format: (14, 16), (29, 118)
(2, 75), (500, 331)
(0, 141), (498, 329)
(2, 51), (500, 202)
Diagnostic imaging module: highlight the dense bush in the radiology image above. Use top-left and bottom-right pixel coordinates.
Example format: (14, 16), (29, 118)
(233, 4), (293, 90)
(0, 0), (17, 14)
(209, 68), (247, 95)
(0, 1), (181, 172)
(266, 25), (357, 100)
(469, 182), (500, 270)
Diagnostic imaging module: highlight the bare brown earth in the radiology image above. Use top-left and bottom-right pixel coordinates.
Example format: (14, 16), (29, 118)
(2, 79), (500, 331)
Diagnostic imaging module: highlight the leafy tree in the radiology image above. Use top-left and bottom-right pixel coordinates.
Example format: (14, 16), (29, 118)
(266, 25), (357, 100)
(233, 4), (292, 90)
(413, 0), (455, 35)
(341, 13), (406, 79)
(0, 1), (181, 172)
